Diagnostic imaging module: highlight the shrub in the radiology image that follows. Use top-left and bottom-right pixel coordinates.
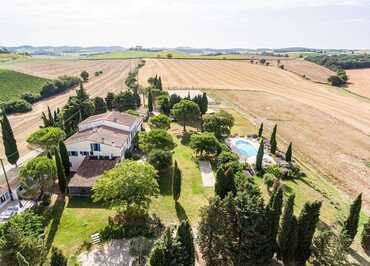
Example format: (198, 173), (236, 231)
(21, 93), (41, 104)
(265, 165), (282, 179)
(148, 149), (173, 171)
(2, 100), (32, 114)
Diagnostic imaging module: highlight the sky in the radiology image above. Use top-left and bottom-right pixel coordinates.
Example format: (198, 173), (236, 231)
(1, 0), (370, 49)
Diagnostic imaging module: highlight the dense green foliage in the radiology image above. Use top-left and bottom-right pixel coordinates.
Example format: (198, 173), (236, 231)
(267, 187), (284, 255)
(214, 161), (242, 199)
(113, 90), (138, 112)
(0, 211), (46, 265)
(40, 76), (80, 98)
(105, 92), (115, 110)
(93, 96), (107, 114)
(270, 124), (277, 154)
(328, 75), (346, 86)
(148, 114), (171, 130)
(203, 110), (234, 140)
(217, 150), (239, 165)
(92, 160), (159, 216)
(148, 89), (154, 113)
(176, 220), (195, 266)
(189, 132), (221, 158)
(305, 53), (370, 70)
(139, 129), (176, 154)
(258, 122), (263, 138)
(341, 193), (362, 246)
(256, 139), (264, 171)
(148, 149), (173, 171)
(54, 147), (67, 194)
(172, 161), (182, 202)
(19, 156), (56, 198)
(50, 247), (68, 266)
(171, 99), (200, 131)
(27, 127), (66, 151)
(361, 217), (370, 252)
(286, 142), (293, 162)
(1, 111), (19, 165)
(59, 140), (70, 178)
(157, 95), (171, 116)
(295, 201), (322, 266)
(80, 70), (89, 82)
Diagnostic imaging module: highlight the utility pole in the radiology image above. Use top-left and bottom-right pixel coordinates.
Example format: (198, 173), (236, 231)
(0, 158), (14, 201)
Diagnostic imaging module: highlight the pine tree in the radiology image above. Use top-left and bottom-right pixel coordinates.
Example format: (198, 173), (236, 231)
(341, 193), (362, 246)
(361, 216), (370, 252)
(93, 96), (108, 114)
(54, 147), (67, 194)
(267, 187), (283, 254)
(270, 124), (277, 154)
(295, 201), (322, 266)
(59, 141), (70, 178)
(256, 139), (264, 171)
(50, 247), (68, 266)
(173, 161), (182, 202)
(1, 111), (19, 165)
(286, 142), (293, 162)
(148, 89), (154, 113)
(258, 122), (263, 138)
(16, 252), (30, 266)
(76, 81), (89, 102)
(277, 194), (295, 261)
(176, 220), (195, 266)
(214, 162), (237, 199)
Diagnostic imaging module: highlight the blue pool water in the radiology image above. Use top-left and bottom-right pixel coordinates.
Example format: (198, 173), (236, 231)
(234, 139), (258, 157)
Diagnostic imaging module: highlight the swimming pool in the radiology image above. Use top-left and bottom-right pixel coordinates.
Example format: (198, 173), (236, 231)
(234, 139), (258, 157)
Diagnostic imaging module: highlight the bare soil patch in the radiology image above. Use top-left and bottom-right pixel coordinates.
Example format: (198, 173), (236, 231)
(347, 68), (370, 99)
(139, 59), (370, 211)
(0, 59), (139, 159)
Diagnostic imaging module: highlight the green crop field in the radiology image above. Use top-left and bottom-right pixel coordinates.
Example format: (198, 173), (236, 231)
(0, 69), (49, 103)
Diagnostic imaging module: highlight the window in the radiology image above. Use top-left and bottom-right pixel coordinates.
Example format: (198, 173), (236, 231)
(80, 151), (89, 156)
(90, 143), (101, 152)
(68, 151), (78, 157)
(0, 194), (6, 203)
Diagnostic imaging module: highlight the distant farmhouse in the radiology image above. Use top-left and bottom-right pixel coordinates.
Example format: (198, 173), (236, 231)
(65, 111), (143, 196)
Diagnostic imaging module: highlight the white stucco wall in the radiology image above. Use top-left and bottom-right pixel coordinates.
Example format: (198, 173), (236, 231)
(66, 141), (124, 171)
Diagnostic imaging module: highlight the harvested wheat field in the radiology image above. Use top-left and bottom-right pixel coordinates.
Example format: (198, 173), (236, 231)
(277, 59), (335, 83)
(139, 59), (370, 211)
(347, 68), (370, 98)
(0, 59), (139, 160)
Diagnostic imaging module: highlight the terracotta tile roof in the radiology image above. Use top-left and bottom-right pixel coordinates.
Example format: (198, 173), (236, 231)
(68, 157), (119, 188)
(65, 126), (129, 147)
(79, 111), (143, 128)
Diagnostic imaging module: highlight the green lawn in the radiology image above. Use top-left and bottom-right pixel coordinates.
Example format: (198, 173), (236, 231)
(0, 69), (48, 103)
(46, 196), (113, 257)
(150, 124), (213, 225)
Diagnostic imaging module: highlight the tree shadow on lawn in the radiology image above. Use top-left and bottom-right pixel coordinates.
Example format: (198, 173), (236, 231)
(175, 202), (189, 222)
(67, 196), (107, 209)
(158, 168), (173, 196)
(45, 195), (65, 253)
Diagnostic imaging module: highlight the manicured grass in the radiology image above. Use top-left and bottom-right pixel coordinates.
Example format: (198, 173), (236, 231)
(150, 123), (213, 225)
(46, 196), (113, 257)
(0, 69), (48, 103)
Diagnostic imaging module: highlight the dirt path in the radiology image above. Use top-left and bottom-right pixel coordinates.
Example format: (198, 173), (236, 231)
(0, 59), (139, 161)
(139, 59), (370, 212)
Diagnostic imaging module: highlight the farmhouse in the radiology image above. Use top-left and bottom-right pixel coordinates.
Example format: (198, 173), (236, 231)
(65, 111), (143, 196)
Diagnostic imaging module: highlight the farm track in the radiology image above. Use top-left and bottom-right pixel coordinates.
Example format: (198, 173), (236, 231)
(0, 59), (139, 161)
(139, 59), (370, 211)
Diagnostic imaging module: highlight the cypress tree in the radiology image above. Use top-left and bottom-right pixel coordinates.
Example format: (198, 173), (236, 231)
(59, 141), (70, 178)
(47, 106), (54, 126)
(283, 215), (298, 266)
(176, 220), (195, 266)
(54, 147), (67, 194)
(277, 194), (295, 261)
(295, 201), (322, 266)
(50, 247), (68, 266)
(173, 161), (182, 202)
(1, 112), (19, 165)
(201, 92), (208, 115)
(286, 142), (293, 162)
(148, 89), (153, 113)
(267, 187), (283, 254)
(361, 216), (370, 252)
(341, 193), (362, 246)
(258, 122), (263, 138)
(105, 92), (115, 110)
(214, 162), (237, 199)
(16, 252), (30, 266)
(270, 124), (277, 154)
(256, 139), (264, 171)
(158, 76), (163, 91)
